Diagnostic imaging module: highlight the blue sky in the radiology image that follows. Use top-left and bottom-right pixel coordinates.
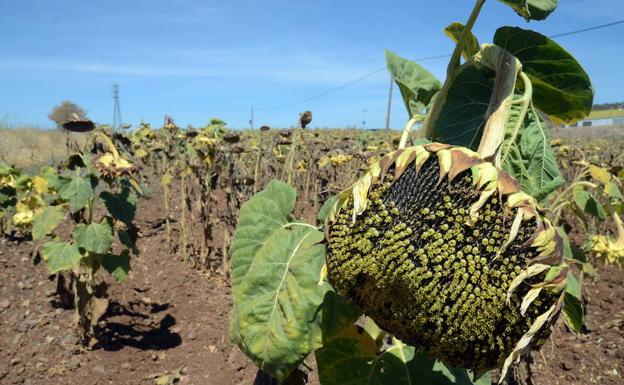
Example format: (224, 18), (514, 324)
(0, 0), (623, 129)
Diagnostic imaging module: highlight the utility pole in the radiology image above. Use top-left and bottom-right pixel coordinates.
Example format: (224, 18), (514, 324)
(112, 83), (122, 131)
(249, 107), (254, 130)
(385, 75), (393, 131)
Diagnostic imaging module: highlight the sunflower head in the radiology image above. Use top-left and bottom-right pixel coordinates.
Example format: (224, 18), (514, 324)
(94, 153), (138, 179)
(325, 143), (567, 378)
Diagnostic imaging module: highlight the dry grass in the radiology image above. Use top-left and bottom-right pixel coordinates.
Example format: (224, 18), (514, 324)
(0, 126), (87, 172)
(2, 123), (622, 172)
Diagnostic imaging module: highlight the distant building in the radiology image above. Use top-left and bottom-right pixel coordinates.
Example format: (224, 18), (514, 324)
(564, 108), (624, 128)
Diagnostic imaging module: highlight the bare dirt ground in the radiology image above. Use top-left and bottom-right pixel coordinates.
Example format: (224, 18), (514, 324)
(0, 190), (257, 385)
(1, 185), (623, 385)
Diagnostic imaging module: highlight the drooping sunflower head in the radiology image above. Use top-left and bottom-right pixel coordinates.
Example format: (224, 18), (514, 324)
(93, 152), (138, 179)
(325, 143), (567, 378)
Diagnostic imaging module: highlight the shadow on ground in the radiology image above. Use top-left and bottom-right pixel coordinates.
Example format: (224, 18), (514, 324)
(96, 300), (181, 351)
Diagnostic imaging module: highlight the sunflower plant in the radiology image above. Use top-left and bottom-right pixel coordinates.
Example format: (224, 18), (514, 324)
(32, 127), (142, 345)
(228, 1), (605, 384)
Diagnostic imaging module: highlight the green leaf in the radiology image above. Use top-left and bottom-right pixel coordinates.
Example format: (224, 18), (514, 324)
(229, 180), (329, 381)
(57, 174), (97, 212)
(494, 27), (593, 124)
(316, 328), (487, 385)
(562, 272), (584, 333)
(427, 61), (493, 149)
(100, 188), (137, 225)
(320, 291), (362, 341)
(42, 241), (82, 273)
(573, 188), (607, 221)
(32, 205), (65, 240)
(496, 0), (558, 21)
(101, 250), (131, 283)
(73, 219), (114, 254)
(605, 181), (624, 201)
(385, 50), (441, 118)
(230, 180), (297, 286)
(563, 293), (584, 333)
(500, 102), (565, 201)
(318, 195), (338, 224)
(444, 22), (480, 60)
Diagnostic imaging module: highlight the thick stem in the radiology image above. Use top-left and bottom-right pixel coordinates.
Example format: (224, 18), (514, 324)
(398, 118), (418, 149)
(498, 71), (532, 168)
(253, 132), (264, 194)
(180, 171), (188, 261)
(421, 0), (487, 139)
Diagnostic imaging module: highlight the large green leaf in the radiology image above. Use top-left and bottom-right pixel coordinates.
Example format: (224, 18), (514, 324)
(56, 174), (97, 212)
(32, 205), (66, 240)
(101, 250), (131, 283)
(494, 27), (593, 124)
(427, 62), (494, 149)
(385, 50), (441, 118)
(100, 188), (137, 225)
(316, 326), (489, 385)
(496, 0), (558, 21)
(42, 241), (82, 274)
(444, 22), (480, 60)
(230, 179), (297, 287)
(73, 219), (114, 254)
(499, 101), (565, 201)
(229, 180), (329, 381)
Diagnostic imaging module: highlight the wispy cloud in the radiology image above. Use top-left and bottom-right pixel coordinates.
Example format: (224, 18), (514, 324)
(0, 46), (394, 87)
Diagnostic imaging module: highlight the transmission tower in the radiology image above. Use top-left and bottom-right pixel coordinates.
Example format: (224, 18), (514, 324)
(112, 83), (122, 130)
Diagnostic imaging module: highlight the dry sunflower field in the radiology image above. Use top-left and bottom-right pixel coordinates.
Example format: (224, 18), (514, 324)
(1, 1), (624, 385)
(0, 123), (622, 385)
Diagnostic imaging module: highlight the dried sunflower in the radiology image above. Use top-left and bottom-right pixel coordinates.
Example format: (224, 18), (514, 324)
(325, 143), (567, 379)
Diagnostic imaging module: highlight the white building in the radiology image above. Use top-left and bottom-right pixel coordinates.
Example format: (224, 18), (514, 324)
(565, 108), (624, 127)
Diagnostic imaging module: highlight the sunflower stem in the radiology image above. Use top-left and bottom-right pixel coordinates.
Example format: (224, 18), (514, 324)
(398, 117), (418, 149)
(421, 0), (486, 138)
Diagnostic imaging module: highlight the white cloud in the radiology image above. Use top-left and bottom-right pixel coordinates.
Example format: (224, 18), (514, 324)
(0, 47), (392, 87)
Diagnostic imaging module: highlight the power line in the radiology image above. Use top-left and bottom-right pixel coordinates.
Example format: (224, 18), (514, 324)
(255, 54), (450, 110)
(253, 19), (624, 111)
(549, 19), (624, 38)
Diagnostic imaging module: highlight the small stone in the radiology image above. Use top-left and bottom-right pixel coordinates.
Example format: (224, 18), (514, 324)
(0, 370), (8, 380)
(61, 334), (79, 345)
(121, 363), (132, 370)
(208, 345), (217, 353)
(12, 333), (23, 345)
(17, 319), (34, 332)
(0, 299), (10, 309)
(67, 357), (81, 370)
(171, 326), (182, 334)
(10, 358), (20, 365)
(35, 362), (45, 371)
(17, 281), (25, 290)
(21, 300), (30, 307)
(188, 330), (197, 340)
(92, 364), (106, 375)
(54, 308), (63, 316)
